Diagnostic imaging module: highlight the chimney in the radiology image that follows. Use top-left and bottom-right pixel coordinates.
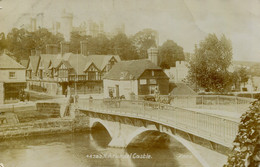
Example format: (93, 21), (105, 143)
(35, 49), (41, 56)
(147, 47), (158, 66)
(60, 41), (70, 55)
(46, 44), (59, 54)
(31, 50), (36, 56)
(80, 41), (88, 56)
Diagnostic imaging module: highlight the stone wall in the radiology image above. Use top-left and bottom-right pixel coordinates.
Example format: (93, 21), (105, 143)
(36, 102), (61, 117)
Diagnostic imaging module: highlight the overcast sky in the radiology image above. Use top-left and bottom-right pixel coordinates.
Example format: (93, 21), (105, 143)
(0, 0), (260, 62)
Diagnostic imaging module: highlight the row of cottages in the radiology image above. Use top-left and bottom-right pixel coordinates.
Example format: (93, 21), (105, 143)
(103, 58), (169, 99)
(26, 42), (120, 95)
(0, 53), (26, 104)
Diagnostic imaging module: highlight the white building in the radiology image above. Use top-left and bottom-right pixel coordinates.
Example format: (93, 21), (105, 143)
(0, 54), (26, 104)
(164, 61), (189, 82)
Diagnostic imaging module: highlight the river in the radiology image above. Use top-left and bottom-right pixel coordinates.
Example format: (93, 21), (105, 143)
(0, 128), (202, 167)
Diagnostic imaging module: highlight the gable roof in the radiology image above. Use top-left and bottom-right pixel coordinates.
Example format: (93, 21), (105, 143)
(170, 82), (197, 95)
(85, 55), (121, 71)
(67, 54), (87, 75)
(56, 60), (73, 69)
(84, 62), (100, 72)
(0, 54), (25, 69)
(28, 56), (40, 73)
(27, 52), (121, 76)
(39, 54), (56, 72)
(104, 59), (161, 80)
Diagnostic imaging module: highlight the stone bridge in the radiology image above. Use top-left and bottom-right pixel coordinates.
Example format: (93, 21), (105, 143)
(77, 98), (250, 167)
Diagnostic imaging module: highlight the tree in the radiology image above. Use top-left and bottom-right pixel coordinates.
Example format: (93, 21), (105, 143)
(69, 31), (88, 54)
(110, 33), (138, 60)
(6, 28), (64, 61)
(224, 99), (260, 167)
(132, 28), (157, 59)
(158, 40), (185, 69)
(87, 34), (112, 55)
(0, 32), (7, 51)
(238, 67), (249, 87)
(187, 34), (233, 92)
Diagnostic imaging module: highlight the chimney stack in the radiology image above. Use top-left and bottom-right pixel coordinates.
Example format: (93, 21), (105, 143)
(80, 41), (88, 56)
(60, 41), (70, 55)
(46, 44), (59, 54)
(147, 47), (158, 66)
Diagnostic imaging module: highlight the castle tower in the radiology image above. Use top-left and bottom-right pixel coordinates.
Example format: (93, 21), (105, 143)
(60, 10), (73, 41)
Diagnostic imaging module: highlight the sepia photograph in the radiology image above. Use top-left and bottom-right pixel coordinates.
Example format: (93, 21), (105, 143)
(0, 0), (259, 167)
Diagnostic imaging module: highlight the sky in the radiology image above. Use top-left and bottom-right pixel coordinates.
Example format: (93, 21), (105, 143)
(0, 0), (260, 62)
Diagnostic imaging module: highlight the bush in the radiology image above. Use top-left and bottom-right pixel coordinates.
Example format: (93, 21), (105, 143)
(224, 99), (260, 167)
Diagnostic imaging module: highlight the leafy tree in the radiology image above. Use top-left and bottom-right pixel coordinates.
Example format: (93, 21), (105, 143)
(158, 40), (185, 68)
(224, 99), (260, 167)
(0, 32), (7, 51)
(87, 34), (112, 55)
(187, 34), (233, 92)
(238, 67), (249, 87)
(5, 28), (64, 61)
(132, 28), (157, 59)
(110, 33), (138, 60)
(69, 31), (88, 54)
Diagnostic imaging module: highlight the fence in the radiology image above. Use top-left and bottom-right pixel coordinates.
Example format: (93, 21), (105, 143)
(132, 95), (254, 113)
(78, 98), (240, 147)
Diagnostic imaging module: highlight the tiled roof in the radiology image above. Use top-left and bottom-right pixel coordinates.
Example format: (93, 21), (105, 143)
(170, 82), (197, 95)
(67, 54), (87, 75)
(40, 54), (56, 72)
(0, 54), (25, 69)
(104, 59), (161, 80)
(28, 56), (40, 73)
(85, 55), (121, 71)
(20, 60), (29, 68)
(28, 52), (121, 75)
(56, 60), (73, 69)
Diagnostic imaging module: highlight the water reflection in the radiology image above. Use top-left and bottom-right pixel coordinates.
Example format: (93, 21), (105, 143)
(0, 130), (202, 167)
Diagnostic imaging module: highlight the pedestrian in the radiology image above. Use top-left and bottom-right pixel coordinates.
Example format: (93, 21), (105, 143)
(89, 95), (93, 108)
(75, 94), (79, 104)
(69, 95), (74, 104)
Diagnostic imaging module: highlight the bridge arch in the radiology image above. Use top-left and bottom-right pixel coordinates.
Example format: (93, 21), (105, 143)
(125, 127), (210, 167)
(89, 118), (209, 167)
(89, 118), (114, 139)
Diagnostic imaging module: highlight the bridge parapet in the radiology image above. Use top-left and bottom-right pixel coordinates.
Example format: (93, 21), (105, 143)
(78, 98), (241, 148)
(133, 95), (254, 113)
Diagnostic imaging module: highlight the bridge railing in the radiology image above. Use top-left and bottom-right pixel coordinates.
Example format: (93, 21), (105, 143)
(77, 98), (240, 147)
(134, 95), (254, 113)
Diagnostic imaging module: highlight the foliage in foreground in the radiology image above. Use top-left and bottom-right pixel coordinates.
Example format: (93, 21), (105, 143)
(224, 99), (260, 167)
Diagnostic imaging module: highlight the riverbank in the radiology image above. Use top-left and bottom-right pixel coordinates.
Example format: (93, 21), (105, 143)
(0, 113), (90, 140)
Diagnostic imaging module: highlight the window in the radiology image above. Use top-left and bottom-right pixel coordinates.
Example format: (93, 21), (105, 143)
(149, 85), (156, 94)
(140, 79), (147, 85)
(152, 70), (154, 76)
(9, 72), (16, 78)
(149, 79), (157, 84)
(88, 71), (96, 80)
